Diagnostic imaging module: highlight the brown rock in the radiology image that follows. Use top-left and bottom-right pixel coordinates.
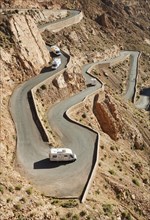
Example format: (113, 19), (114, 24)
(95, 13), (109, 27)
(93, 94), (123, 140)
(9, 14), (50, 74)
(134, 131), (144, 150)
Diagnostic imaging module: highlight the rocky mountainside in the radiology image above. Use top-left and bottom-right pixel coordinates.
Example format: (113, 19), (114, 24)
(0, 0), (150, 220)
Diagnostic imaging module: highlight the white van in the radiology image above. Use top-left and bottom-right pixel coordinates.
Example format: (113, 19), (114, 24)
(51, 57), (61, 70)
(90, 78), (97, 86)
(49, 148), (77, 162)
(50, 45), (61, 56)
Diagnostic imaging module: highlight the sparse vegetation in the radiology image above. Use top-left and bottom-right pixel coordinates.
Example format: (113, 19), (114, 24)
(108, 169), (116, 175)
(66, 212), (72, 218)
(71, 214), (79, 220)
(82, 113), (86, 118)
(0, 30), (13, 49)
(121, 211), (132, 220)
(132, 178), (140, 186)
(0, 185), (4, 194)
(101, 145), (104, 149)
(102, 204), (113, 216)
(15, 185), (22, 190)
(26, 187), (32, 195)
(61, 200), (78, 208)
(79, 210), (87, 217)
(40, 84), (47, 90)
(110, 146), (115, 151)
(14, 203), (21, 210)
(51, 199), (59, 205)
(6, 198), (12, 203)
(8, 186), (14, 192)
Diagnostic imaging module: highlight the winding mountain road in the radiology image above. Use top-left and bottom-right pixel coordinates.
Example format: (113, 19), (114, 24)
(123, 51), (140, 102)
(9, 9), (147, 201)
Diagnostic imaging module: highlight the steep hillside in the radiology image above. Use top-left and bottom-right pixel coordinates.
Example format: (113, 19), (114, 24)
(0, 1), (150, 220)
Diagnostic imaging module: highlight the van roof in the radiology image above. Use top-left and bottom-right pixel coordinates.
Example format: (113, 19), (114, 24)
(50, 45), (60, 51)
(50, 148), (73, 154)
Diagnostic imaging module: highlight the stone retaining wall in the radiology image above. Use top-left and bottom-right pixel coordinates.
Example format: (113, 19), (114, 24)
(30, 69), (66, 143)
(39, 11), (83, 32)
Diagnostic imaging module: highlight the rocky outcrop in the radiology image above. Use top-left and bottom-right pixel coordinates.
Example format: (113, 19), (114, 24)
(93, 94), (123, 141)
(9, 14), (50, 74)
(52, 70), (85, 91)
(133, 128), (144, 150)
(95, 13), (109, 28)
(93, 93), (144, 148)
(52, 73), (68, 89)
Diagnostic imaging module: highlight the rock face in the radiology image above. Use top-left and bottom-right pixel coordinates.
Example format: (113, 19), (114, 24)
(93, 93), (144, 148)
(9, 14), (50, 73)
(134, 129), (144, 150)
(93, 94), (123, 141)
(0, 12), (51, 187)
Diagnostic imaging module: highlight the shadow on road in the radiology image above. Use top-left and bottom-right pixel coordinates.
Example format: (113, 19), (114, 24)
(40, 52), (61, 74)
(40, 66), (53, 73)
(34, 158), (73, 169)
(28, 91), (49, 142)
(140, 88), (150, 96)
(139, 88), (150, 111)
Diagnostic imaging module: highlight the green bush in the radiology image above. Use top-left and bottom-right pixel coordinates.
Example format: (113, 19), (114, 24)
(61, 200), (78, 208)
(8, 186), (13, 192)
(0, 185), (4, 194)
(71, 214), (79, 220)
(51, 199), (59, 205)
(102, 204), (113, 216)
(20, 197), (26, 203)
(41, 84), (46, 90)
(7, 198), (12, 203)
(14, 204), (21, 210)
(15, 185), (22, 190)
(82, 113), (87, 118)
(132, 178), (140, 186)
(26, 187), (32, 195)
(66, 212), (72, 218)
(110, 146), (115, 151)
(108, 169), (116, 175)
(121, 211), (132, 220)
(79, 210), (87, 217)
